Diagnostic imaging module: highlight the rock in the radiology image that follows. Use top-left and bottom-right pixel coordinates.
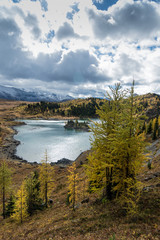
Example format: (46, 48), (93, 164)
(51, 158), (72, 167)
(21, 160), (28, 163)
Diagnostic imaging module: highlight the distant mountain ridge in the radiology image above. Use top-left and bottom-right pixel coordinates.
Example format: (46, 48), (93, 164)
(0, 85), (73, 102)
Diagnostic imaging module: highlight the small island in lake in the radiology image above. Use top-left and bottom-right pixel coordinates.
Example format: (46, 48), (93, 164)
(64, 120), (90, 131)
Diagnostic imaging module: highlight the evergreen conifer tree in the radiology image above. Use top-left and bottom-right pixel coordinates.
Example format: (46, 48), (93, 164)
(152, 117), (159, 140)
(25, 171), (41, 215)
(5, 194), (16, 217)
(147, 121), (152, 134)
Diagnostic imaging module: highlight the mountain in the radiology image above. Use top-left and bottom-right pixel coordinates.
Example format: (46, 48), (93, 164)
(0, 85), (73, 102)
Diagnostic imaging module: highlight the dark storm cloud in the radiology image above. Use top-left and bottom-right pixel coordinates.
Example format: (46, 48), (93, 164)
(56, 22), (80, 40)
(88, 1), (160, 40)
(0, 17), (57, 80)
(52, 50), (108, 84)
(0, 18), (29, 79)
(0, 17), (107, 86)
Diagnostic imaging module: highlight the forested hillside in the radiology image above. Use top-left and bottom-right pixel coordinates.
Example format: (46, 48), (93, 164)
(14, 92), (160, 121)
(0, 90), (160, 240)
(22, 98), (105, 118)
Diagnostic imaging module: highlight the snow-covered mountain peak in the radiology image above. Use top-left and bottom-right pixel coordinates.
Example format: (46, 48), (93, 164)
(0, 85), (73, 102)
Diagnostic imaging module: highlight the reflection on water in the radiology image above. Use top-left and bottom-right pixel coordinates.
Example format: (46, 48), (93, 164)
(14, 120), (92, 163)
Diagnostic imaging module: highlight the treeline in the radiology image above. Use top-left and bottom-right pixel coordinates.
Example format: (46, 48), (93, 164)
(138, 116), (160, 140)
(25, 98), (104, 118)
(26, 102), (60, 115)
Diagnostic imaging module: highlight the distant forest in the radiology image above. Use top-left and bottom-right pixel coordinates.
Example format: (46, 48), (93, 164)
(25, 98), (105, 118)
(24, 93), (160, 120)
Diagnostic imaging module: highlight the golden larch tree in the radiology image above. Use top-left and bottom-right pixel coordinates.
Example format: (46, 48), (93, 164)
(12, 182), (28, 223)
(68, 162), (79, 210)
(39, 151), (54, 207)
(0, 159), (12, 219)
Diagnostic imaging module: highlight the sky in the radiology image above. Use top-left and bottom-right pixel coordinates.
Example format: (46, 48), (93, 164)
(0, 0), (160, 98)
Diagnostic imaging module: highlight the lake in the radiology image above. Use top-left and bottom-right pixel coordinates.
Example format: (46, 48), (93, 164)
(14, 119), (92, 163)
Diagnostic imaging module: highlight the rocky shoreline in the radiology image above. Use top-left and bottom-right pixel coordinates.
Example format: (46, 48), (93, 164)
(0, 124), (27, 162)
(0, 118), (91, 168)
(0, 121), (74, 167)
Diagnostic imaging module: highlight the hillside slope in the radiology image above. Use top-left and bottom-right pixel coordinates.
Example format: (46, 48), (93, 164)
(0, 96), (160, 240)
(0, 148), (159, 240)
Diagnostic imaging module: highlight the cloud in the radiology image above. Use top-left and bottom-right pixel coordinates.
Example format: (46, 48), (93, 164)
(56, 22), (80, 40)
(94, 0), (104, 3)
(13, 0), (48, 11)
(88, 1), (160, 40)
(24, 13), (41, 39)
(1, 0), (160, 97)
(0, 16), (107, 88)
(53, 50), (105, 84)
(115, 53), (141, 77)
(0, 17), (26, 79)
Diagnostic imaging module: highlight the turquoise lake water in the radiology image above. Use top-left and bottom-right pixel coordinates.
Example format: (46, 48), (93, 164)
(14, 120), (92, 163)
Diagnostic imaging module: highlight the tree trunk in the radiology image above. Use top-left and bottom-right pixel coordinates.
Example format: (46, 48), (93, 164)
(21, 190), (23, 224)
(45, 181), (48, 208)
(106, 167), (113, 200)
(73, 174), (75, 211)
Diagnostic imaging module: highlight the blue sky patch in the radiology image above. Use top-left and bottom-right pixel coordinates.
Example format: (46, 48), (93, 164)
(39, 0), (48, 12)
(66, 3), (80, 20)
(66, 12), (74, 20)
(12, 0), (22, 3)
(44, 30), (55, 44)
(92, 0), (119, 11)
(149, 45), (160, 51)
(72, 3), (80, 12)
